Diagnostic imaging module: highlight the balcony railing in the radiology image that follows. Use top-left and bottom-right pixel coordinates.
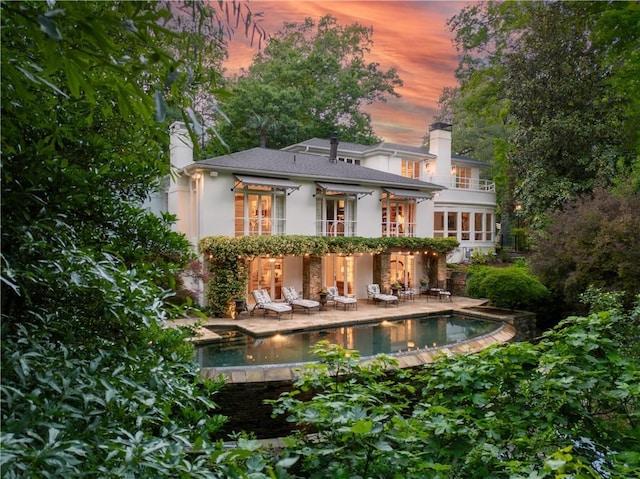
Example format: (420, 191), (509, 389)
(381, 221), (415, 237)
(316, 220), (357, 237)
(427, 175), (495, 192)
(235, 217), (285, 236)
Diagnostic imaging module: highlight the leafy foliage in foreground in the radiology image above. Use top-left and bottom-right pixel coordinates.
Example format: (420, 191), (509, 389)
(1, 1), (275, 477)
(271, 297), (640, 478)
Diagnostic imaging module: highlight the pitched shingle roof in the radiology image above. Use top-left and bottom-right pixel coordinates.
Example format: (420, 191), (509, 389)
(190, 147), (442, 190)
(285, 138), (435, 157)
(288, 138), (491, 167)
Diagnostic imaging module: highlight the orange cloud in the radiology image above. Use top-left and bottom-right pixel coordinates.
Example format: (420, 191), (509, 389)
(225, 1), (468, 145)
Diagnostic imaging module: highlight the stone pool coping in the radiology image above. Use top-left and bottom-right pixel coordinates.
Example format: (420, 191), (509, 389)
(200, 322), (515, 383)
(173, 297), (518, 383)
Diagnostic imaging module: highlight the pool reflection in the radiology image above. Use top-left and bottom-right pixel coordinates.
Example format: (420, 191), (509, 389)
(196, 315), (499, 368)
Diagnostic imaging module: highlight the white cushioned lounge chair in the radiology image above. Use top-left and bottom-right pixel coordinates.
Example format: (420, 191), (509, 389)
(282, 286), (320, 314)
(366, 284), (399, 307)
(326, 286), (358, 310)
(250, 289), (293, 319)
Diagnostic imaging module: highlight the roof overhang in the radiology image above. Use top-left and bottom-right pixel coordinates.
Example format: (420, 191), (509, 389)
(316, 182), (374, 199)
(232, 175), (300, 195)
(382, 187), (434, 203)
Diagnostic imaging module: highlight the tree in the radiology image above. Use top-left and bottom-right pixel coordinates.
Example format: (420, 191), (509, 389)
(529, 186), (640, 315)
(214, 14), (403, 152)
(505, 2), (630, 220)
(1, 1), (274, 476)
(442, 1), (639, 225)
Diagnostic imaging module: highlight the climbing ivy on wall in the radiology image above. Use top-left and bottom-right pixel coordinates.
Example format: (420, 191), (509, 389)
(199, 235), (459, 317)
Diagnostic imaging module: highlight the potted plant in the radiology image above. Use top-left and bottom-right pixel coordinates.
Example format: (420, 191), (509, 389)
(419, 277), (428, 286)
(318, 288), (329, 310)
(391, 282), (402, 294)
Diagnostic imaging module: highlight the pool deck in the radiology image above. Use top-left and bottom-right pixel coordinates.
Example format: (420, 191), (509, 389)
(171, 295), (516, 383)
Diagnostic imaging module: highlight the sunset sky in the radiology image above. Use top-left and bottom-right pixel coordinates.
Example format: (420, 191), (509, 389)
(224, 1), (469, 145)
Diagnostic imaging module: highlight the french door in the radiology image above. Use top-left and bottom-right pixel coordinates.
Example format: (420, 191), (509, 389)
(323, 254), (355, 296)
(248, 257), (283, 301)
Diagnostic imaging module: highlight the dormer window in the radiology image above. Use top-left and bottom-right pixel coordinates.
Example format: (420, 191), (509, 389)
(338, 157), (361, 165)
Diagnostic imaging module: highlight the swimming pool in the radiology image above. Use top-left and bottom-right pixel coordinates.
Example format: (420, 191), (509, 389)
(195, 315), (501, 368)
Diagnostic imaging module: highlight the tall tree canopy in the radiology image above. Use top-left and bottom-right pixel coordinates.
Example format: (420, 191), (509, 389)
(214, 14), (403, 153)
(440, 1), (639, 225)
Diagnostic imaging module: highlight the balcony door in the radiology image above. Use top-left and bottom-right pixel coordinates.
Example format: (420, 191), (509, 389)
(381, 200), (415, 237)
(316, 195), (356, 236)
(235, 188), (285, 236)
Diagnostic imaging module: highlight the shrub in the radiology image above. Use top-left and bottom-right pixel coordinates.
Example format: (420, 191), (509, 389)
(466, 265), (550, 310)
(530, 186), (640, 313)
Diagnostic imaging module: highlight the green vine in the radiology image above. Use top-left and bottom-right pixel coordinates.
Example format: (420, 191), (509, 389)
(199, 235), (458, 317)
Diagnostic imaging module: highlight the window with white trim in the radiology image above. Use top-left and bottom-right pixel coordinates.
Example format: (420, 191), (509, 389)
(453, 166), (472, 189)
(315, 191), (357, 236)
(401, 160), (421, 179)
(234, 186), (286, 236)
(381, 198), (415, 237)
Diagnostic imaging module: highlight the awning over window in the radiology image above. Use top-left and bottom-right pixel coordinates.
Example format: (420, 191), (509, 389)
(382, 187), (433, 202)
(316, 182), (373, 199)
(233, 175), (300, 194)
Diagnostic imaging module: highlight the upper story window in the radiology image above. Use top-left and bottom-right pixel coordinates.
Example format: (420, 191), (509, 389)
(435, 210), (494, 242)
(452, 166), (472, 189)
(338, 157), (361, 165)
(235, 188), (285, 237)
(381, 199), (415, 237)
(315, 183), (372, 237)
(315, 194), (357, 236)
(401, 160), (421, 179)
(232, 175), (299, 237)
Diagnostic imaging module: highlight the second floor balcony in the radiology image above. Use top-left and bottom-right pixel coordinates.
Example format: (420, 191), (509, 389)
(428, 175), (495, 192)
(316, 219), (357, 237)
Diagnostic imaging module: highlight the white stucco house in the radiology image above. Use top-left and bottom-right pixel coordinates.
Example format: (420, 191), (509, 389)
(148, 122), (495, 305)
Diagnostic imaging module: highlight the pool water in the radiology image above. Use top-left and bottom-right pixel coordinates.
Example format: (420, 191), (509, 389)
(195, 315), (500, 368)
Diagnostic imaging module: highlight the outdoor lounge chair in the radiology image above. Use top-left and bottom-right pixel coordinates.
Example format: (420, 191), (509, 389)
(282, 286), (320, 314)
(366, 284), (399, 307)
(250, 289), (293, 319)
(326, 286), (358, 310)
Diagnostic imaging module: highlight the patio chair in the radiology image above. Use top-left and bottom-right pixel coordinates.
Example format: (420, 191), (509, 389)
(326, 286), (358, 311)
(250, 289), (293, 319)
(397, 287), (416, 302)
(366, 284), (399, 307)
(282, 286), (320, 314)
(427, 283), (452, 302)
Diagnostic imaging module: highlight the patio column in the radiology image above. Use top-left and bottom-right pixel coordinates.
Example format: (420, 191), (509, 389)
(436, 253), (448, 289)
(303, 255), (322, 299)
(372, 252), (392, 291)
